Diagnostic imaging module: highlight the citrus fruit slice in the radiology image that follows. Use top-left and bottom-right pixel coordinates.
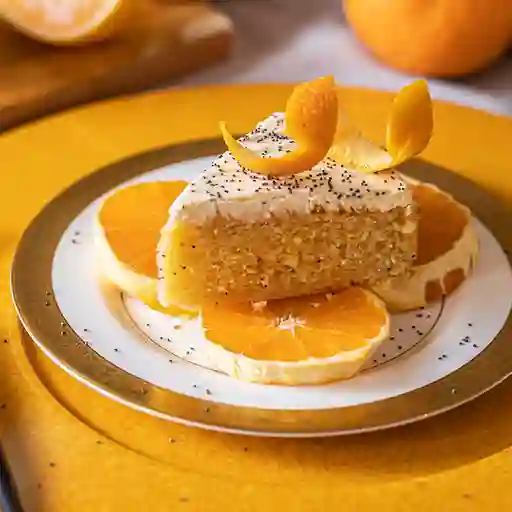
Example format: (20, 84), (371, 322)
(200, 287), (389, 385)
(0, 0), (131, 45)
(95, 181), (197, 317)
(328, 80), (433, 173)
(220, 76), (338, 176)
(371, 181), (478, 311)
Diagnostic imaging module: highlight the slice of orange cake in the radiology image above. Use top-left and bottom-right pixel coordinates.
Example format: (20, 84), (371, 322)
(157, 79), (419, 308)
(157, 128), (418, 308)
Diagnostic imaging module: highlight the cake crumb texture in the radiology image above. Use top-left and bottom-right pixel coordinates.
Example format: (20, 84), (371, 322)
(160, 206), (417, 306)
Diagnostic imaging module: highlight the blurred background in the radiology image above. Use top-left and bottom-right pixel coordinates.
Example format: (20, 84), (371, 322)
(186, 0), (512, 114)
(0, 0), (511, 131)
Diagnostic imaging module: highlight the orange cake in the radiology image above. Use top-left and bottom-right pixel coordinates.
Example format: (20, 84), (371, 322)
(157, 115), (418, 308)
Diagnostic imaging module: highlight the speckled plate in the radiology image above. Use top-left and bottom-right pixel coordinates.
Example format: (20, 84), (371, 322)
(10, 141), (512, 437)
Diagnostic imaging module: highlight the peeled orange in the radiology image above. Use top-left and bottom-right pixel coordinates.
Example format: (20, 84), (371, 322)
(95, 181), (197, 317)
(0, 0), (132, 45)
(201, 288), (389, 385)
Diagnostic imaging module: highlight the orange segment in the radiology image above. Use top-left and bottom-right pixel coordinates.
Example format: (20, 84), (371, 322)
(0, 0), (131, 45)
(220, 76), (338, 176)
(328, 80), (433, 173)
(96, 181), (196, 316)
(202, 288), (389, 362)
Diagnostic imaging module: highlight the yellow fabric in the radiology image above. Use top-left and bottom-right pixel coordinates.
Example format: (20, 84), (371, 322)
(1, 85), (511, 511)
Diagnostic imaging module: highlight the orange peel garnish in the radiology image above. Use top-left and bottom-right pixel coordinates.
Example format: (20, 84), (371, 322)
(386, 80), (434, 164)
(220, 76), (338, 177)
(328, 80), (433, 173)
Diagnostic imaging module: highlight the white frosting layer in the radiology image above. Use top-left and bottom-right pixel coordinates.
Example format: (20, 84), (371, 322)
(169, 113), (412, 224)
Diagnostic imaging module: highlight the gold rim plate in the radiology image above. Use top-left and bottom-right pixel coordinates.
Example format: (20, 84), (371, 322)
(10, 140), (512, 436)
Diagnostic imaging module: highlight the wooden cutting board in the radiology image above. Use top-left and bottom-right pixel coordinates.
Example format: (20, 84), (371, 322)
(0, 1), (233, 132)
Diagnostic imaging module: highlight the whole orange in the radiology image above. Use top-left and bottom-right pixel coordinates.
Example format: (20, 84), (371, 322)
(344, 0), (512, 77)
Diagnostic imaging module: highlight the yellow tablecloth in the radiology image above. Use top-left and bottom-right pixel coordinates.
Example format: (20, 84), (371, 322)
(1, 85), (512, 511)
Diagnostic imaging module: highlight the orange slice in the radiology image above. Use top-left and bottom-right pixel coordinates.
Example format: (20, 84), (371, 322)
(328, 80), (433, 173)
(201, 287), (389, 385)
(220, 76), (338, 176)
(371, 181), (478, 311)
(95, 181), (197, 317)
(0, 0), (131, 45)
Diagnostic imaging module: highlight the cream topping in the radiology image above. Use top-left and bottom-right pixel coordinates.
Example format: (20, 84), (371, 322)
(169, 113), (412, 224)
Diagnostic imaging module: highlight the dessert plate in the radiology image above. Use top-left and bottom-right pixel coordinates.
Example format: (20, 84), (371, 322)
(11, 141), (512, 437)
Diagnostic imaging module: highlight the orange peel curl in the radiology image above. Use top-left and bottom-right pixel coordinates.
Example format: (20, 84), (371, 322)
(220, 76), (339, 177)
(328, 80), (433, 173)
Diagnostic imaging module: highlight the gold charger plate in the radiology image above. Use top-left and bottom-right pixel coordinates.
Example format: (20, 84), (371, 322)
(1, 84), (512, 511)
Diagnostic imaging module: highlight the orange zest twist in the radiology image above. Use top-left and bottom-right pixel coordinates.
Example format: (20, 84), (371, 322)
(385, 79), (434, 164)
(328, 79), (433, 173)
(220, 76), (339, 176)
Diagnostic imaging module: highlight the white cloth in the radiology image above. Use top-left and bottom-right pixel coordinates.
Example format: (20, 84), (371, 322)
(183, 0), (512, 116)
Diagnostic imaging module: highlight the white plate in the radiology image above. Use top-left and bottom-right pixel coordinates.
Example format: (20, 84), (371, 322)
(12, 142), (512, 437)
